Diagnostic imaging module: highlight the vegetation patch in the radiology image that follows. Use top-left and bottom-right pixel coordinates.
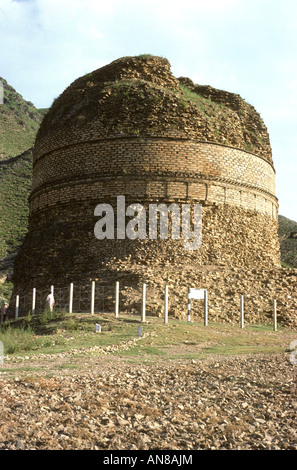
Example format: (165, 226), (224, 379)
(0, 78), (44, 159)
(1, 312), (295, 364)
(278, 215), (297, 268)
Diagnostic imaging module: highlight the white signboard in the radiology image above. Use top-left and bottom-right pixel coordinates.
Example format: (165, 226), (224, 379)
(188, 288), (205, 300)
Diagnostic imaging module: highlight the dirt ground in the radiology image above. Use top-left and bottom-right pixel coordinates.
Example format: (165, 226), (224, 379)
(0, 342), (296, 451)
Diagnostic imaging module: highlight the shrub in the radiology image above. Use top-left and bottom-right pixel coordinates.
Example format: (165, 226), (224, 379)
(39, 305), (56, 325)
(0, 325), (43, 354)
(64, 318), (80, 331)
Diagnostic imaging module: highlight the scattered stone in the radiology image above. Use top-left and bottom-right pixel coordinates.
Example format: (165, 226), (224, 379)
(0, 353), (296, 450)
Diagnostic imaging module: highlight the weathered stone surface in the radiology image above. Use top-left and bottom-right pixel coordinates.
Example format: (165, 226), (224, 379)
(0, 354), (296, 450)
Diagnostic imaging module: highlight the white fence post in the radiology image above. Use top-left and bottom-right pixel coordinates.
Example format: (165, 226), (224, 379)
(141, 283), (146, 322)
(115, 281), (119, 318)
(273, 299), (277, 331)
(15, 295), (19, 319)
(240, 295), (244, 328)
(32, 288), (36, 315)
(69, 283), (73, 314)
(164, 285), (168, 324)
(187, 288), (191, 322)
(91, 281), (95, 314)
(204, 289), (208, 326)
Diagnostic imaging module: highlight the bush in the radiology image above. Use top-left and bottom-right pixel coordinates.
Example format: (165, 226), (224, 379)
(39, 305), (57, 325)
(0, 325), (43, 354)
(23, 310), (32, 327)
(64, 318), (80, 331)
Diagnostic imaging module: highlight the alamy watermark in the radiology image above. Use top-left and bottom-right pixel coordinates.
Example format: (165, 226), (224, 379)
(0, 81), (3, 105)
(94, 195), (202, 250)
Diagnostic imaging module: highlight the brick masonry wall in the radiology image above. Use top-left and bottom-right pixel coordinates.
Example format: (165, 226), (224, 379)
(29, 137), (277, 219)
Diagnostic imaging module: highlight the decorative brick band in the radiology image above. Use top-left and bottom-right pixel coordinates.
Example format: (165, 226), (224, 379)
(29, 172), (278, 220)
(29, 137), (277, 219)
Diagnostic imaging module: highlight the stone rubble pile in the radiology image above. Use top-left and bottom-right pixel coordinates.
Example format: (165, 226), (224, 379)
(100, 256), (297, 329)
(0, 354), (296, 450)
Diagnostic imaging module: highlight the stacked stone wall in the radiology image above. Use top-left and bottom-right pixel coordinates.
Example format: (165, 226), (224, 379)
(12, 202), (280, 295)
(99, 261), (297, 329)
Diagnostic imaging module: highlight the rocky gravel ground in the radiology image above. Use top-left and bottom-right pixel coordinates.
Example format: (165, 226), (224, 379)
(0, 352), (296, 451)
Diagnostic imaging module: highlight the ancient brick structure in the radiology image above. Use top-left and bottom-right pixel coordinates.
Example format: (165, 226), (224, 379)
(11, 55), (297, 325)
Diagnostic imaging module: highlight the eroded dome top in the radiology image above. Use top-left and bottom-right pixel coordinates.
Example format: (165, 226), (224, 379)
(37, 55), (272, 163)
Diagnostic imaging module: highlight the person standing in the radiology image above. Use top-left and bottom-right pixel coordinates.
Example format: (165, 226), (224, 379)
(46, 292), (55, 312)
(1, 303), (7, 322)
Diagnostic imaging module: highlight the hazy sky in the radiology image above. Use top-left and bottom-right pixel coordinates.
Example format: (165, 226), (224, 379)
(1, 0), (296, 220)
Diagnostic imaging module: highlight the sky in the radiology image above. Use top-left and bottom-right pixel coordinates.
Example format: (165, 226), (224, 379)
(1, 0), (296, 221)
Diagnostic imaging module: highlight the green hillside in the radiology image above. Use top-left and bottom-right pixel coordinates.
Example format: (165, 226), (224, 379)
(0, 148), (33, 258)
(0, 78), (43, 160)
(278, 215), (297, 268)
(0, 79), (46, 300)
(0, 149), (34, 299)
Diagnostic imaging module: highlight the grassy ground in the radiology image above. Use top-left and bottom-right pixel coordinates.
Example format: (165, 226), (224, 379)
(1, 310), (295, 363)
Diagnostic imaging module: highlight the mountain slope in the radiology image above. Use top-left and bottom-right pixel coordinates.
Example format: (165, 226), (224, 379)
(0, 78), (46, 299)
(0, 148), (33, 259)
(0, 78), (43, 160)
(278, 215), (297, 268)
